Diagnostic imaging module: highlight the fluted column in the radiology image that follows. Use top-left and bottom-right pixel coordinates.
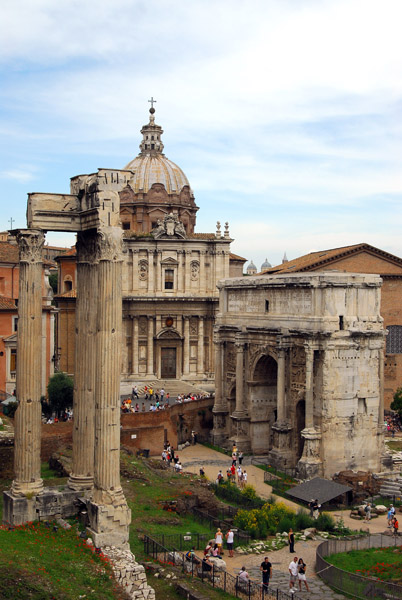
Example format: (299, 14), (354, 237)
(11, 229), (45, 497)
(184, 251), (191, 292)
(277, 348), (286, 422)
(234, 342), (245, 415)
(132, 316), (139, 375)
(304, 344), (314, 429)
(68, 231), (98, 491)
(197, 317), (204, 375)
(177, 251), (183, 293)
(147, 316), (154, 375)
(131, 249), (138, 293)
(155, 250), (161, 292)
(183, 316), (190, 375)
(93, 228), (125, 504)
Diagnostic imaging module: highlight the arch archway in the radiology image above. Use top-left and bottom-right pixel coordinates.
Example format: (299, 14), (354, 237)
(249, 354), (277, 454)
(155, 328), (182, 379)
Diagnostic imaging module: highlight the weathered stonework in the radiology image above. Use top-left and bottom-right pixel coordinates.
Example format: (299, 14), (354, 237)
(212, 272), (387, 478)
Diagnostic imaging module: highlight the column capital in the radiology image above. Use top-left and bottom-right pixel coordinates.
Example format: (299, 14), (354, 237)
(77, 230), (99, 264)
(96, 227), (123, 262)
(17, 229), (44, 263)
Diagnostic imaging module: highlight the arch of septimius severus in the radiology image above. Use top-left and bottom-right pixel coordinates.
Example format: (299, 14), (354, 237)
(4, 185), (131, 549)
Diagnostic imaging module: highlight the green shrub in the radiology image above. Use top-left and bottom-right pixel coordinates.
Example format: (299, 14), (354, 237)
(242, 484), (258, 501)
(295, 509), (314, 530)
(316, 512), (336, 532)
(278, 516), (294, 533)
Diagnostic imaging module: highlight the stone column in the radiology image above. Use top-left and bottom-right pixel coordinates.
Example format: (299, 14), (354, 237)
(131, 316), (139, 375)
(184, 251), (191, 292)
(304, 345), (314, 429)
(212, 338), (228, 445)
(155, 251), (161, 292)
(277, 348), (286, 422)
(297, 343), (322, 479)
(148, 250), (154, 293)
(199, 251), (205, 294)
(234, 342), (245, 415)
(177, 250), (183, 293)
(68, 231), (98, 492)
(379, 346), (384, 425)
(183, 317), (190, 375)
(88, 227), (130, 549)
(147, 317), (154, 375)
(131, 249), (138, 293)
(11, 229), (45, 497)
(197, 317), (204, 375)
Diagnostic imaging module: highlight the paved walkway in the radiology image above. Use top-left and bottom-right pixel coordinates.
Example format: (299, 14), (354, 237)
(174, 444), (392, 599)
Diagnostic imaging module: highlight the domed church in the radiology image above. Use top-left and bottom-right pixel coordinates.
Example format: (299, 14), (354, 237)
(56, 103), (246, 386)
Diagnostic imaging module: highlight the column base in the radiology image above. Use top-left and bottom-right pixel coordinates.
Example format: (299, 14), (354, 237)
(11, 478), (44, 498)
(296, 428), (323, 480)
(68, 474), (94, 493)
(3, 487), (82, 526)
(87, 496), (131, 550)
(269, 420), (294, 470)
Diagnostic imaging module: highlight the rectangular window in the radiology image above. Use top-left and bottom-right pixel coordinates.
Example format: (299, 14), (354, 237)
(12, 316), (18, 332)
(122, 222), (130, 230)
(165, 269), (174, 290)
(10, 349), (17, 374)
(265, 300), (270, 312)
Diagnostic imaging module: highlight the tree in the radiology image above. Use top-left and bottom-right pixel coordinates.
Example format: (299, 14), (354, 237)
(47, 372), (73, 417)
(48, 272), (58, 295)
(390, 387), (402, 419)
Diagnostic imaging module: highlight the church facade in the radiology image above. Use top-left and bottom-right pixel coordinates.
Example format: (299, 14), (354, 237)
(55, 107), (245, 384)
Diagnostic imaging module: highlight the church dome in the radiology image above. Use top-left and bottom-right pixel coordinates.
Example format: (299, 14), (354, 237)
(261, 257), (271, 270)
(246, 260), (257, 274)
(124, 103), (192, 195)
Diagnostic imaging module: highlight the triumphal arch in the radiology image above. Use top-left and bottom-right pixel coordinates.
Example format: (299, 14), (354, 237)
(212, 271), (388, 478)
(4, 173), (131, 548)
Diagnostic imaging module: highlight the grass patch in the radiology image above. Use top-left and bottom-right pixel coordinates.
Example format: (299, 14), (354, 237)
(327, 545), (402, 584)
(386, 440), (402, 452)
(0, 522), (124, 599)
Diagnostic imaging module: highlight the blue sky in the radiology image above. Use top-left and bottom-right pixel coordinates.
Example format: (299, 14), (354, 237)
(1, 0), (401, 270)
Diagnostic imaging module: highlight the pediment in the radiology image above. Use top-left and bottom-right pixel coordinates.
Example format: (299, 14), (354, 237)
(161, 257), (178, 265)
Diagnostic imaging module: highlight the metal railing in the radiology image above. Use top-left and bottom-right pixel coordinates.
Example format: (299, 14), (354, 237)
(316, 533), (402, 599)
(144, 534), (302, 600)
(192, 507), (251, 545)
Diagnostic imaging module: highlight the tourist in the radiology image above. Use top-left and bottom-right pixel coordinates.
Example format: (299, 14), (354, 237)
(393, 516), (399, 536)
(297, 558), (309, 592)
(237, 566), (249, 590)
(132, 385), (139, 400)
(185, 547), (201, 565)
(260, 556), (272, 593)
(216, 470), (223, 484)
(232, 451), (237, 466)
(288, 528), (295, 553)
(364, 502), (371, 521)
(243, 470), (248, 485)
(211, 543), (219, 556)
(230, 464), (236, 478)
(202, 555), (213, 573)
(215, 528), (223, 555)
(204, 542), (213, 556)
(388, 506), (395, 527)
(199, 466), (205, 477)
(161, 450), (167, 461)
(237, 465), (242, 481)
(191, 430), (197, 445)
(238, 451), (243, 465)
(312, 499), (320, 519)
(289, 556), (299, 590)
(160, 388), (165, 401)
(225, 527), (234, 557)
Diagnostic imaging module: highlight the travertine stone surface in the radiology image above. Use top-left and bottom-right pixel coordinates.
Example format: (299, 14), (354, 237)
(68, 231), (98, 491)
(213, 272), (387, 477)
(11, 229), (45, 497)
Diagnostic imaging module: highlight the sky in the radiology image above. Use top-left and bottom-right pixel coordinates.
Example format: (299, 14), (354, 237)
(0, 0), (401, 270)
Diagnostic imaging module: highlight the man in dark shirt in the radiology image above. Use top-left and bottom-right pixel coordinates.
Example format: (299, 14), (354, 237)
(260, 556), (272, 593)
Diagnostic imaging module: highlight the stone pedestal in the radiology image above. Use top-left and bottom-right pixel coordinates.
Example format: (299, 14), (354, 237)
(211, 410), (229, 446)
(3, 487), (82, 526)
(269, 420), (294, 469)
(11, 230), (45, 499)
(229, 415), (251, 452)
(296, 427), (323, 479)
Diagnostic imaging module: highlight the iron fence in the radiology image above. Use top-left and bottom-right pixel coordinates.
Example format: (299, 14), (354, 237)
(144, 534), (303, 600)
(317, 533), (402, 600)
(192, 507), (251, 545)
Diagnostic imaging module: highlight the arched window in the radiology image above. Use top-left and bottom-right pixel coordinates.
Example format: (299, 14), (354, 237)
(387, 325), (402, 354)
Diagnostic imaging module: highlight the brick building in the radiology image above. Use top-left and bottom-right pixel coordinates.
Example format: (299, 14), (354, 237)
(262, 243), (402, 409)
(0, 239), (56, 395)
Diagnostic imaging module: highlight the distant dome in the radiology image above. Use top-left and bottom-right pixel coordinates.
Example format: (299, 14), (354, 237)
(247, 260), (257, 274)
(261, 258), (271, 270)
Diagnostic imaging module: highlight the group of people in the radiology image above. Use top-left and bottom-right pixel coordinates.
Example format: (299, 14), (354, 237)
(385, 413), (401, 437)
(387, 504), (399, 535)
(237, 555), (309, 594)
(215, 444), (247, 488)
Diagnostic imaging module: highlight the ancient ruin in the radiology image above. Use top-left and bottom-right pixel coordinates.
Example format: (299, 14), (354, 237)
(212, 271), (389, 478)
(3, 172), (154, 598)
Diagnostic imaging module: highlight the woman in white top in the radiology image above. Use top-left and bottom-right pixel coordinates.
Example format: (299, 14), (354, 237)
(226, 528), (234, 557)
(215, 528), (223, 555)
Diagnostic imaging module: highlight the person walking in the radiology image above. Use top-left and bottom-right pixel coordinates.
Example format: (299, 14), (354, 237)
(288, 528), (295, 553)
(289, 556), (298, 591)
(225, 527), (234, 557)
(238, 451), (243, 465)
(364, 502), (371, 521)
(393, 516), (399, 537)
(297, 558), (309, 592)
(260, 556), (272, 594)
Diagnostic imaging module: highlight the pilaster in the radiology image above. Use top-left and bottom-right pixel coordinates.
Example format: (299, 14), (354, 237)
(147, 316), (154, 376)
(197, 317), (204, 375)
(183, 316), (190, 375)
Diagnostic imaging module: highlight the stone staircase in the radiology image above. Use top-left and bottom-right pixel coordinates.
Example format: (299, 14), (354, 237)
(121, 379), (213, 398)
(379, 477), (402, 498)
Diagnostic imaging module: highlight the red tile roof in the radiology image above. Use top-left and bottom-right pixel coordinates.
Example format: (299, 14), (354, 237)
(0, 242), (19, 263)
(0, 296), (17, 309)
